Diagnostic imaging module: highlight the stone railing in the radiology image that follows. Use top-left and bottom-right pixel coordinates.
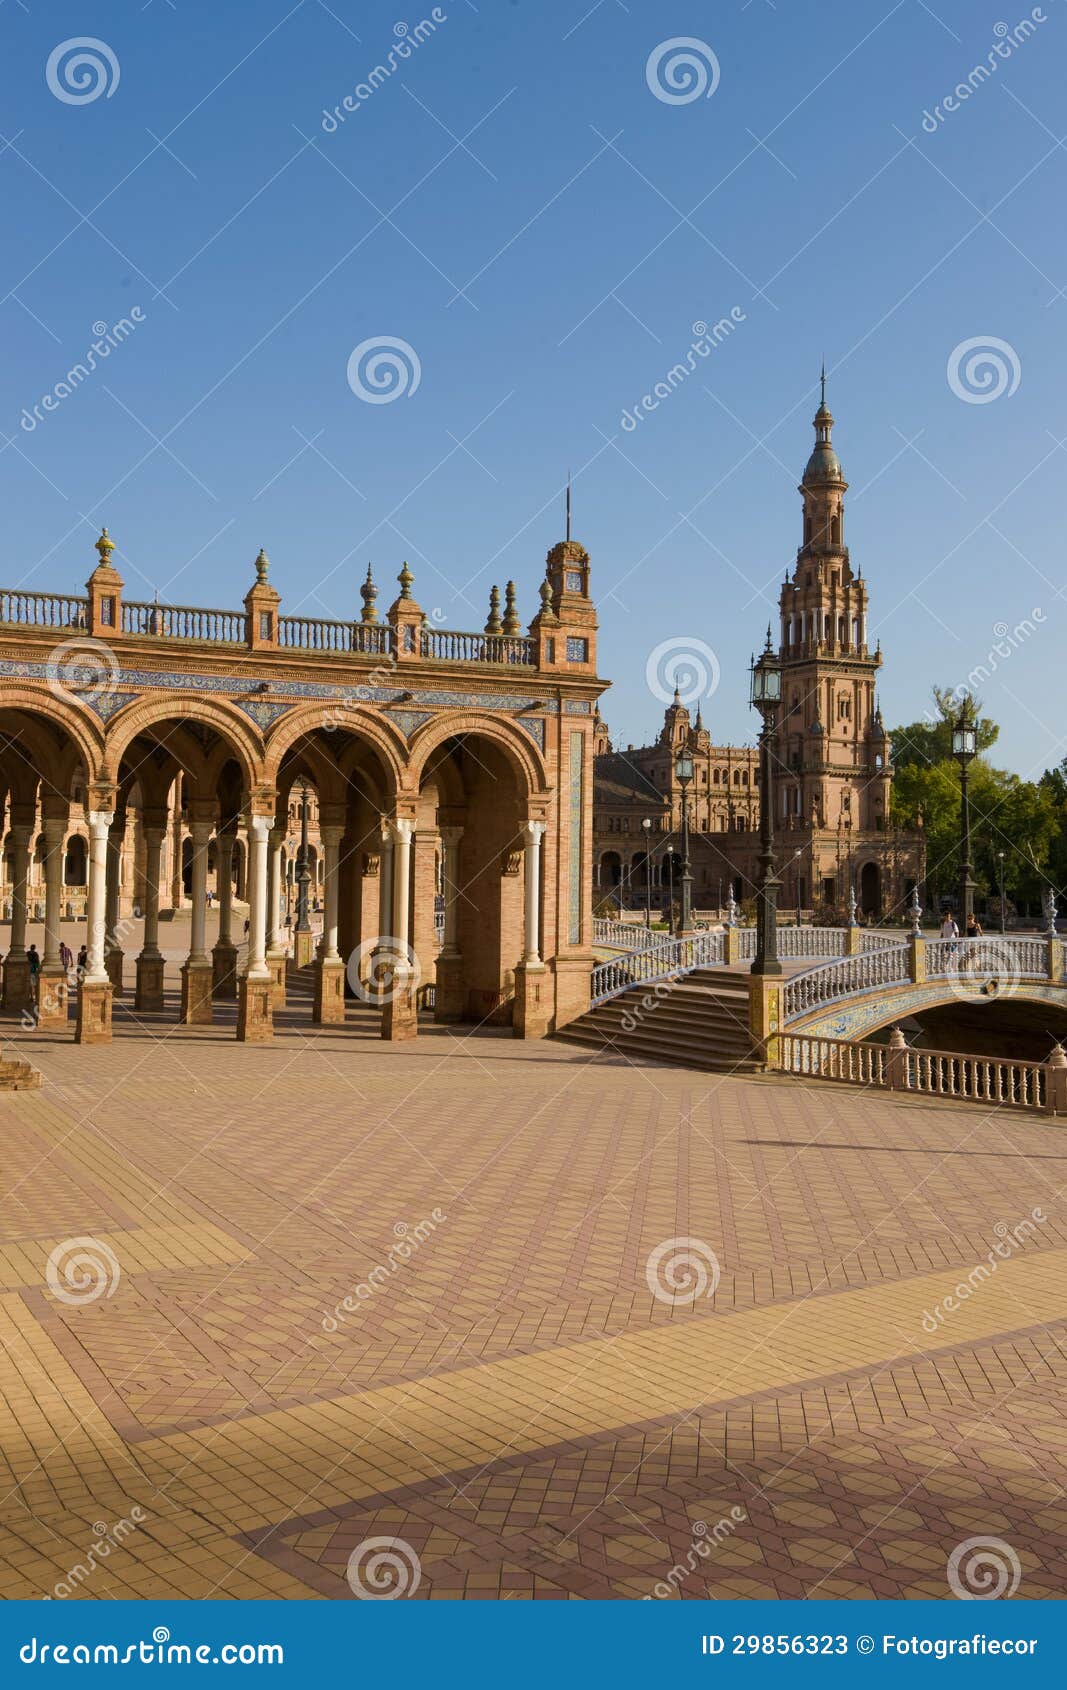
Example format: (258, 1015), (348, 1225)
(925, 935), (1049, 980)
(783, 943), (911, 1022)
(420, 628), (535, 666)
(592, 917), (663, 951)
(278, 616), (392, 656)
(780, 1030), (1064, 1117)
(0, 590), (88, 630)
(122, 601), (245, 642)
(590, 930), (726, 1005)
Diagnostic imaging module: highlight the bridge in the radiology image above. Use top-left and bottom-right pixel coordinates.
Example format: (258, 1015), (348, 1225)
(563, 918), (1067, 1118)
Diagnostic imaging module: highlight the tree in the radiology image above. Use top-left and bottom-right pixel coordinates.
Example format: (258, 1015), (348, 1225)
(890, 688), (1058, 911)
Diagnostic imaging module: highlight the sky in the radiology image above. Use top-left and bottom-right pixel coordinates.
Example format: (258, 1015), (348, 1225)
(3, 0), (1066, 778)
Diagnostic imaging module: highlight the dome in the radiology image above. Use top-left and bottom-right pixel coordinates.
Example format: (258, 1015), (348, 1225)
(803, 441), (843, 484)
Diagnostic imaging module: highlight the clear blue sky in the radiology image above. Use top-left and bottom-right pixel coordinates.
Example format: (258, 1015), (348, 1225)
(4, 0), (1065, 777)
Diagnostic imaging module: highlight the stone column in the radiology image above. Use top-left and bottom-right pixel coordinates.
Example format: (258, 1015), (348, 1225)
(366, 822), (394, 996)
(212, 827), (238, 999)
(412, 827), (441, 989)
(435, 825), (465, 1023)
(1, 818), (33, 1011)
(237, 815), (274, 1042)
(265, 827), (287, 1006)
(135, 821), (166, 1012)
(180, 816), (214, 1024)
(382, 819), (417, 1041)
(76, 810), (114, 1044)
(37, 816), (70, 1030)
(169, 791), (184, 911)
(313, 823), (346, 1024)
(514, 821), (549, 1039)
(104, 815), (125, 994)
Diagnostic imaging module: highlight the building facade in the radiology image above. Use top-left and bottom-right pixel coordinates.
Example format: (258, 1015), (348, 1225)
(0, 527), (605, 1043)
(594, 386), (925, 922)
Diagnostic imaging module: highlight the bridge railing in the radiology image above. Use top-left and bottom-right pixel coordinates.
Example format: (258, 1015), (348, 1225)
(925, 935), (1049, 979)
(783, 943), (911, 1022)
(592, 918), (665, 951)
(780, 1030), (1061, 1116)
(590, 930), (726, 1005)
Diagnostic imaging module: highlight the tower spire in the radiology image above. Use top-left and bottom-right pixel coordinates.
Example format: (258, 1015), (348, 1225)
(820, 361), (826, 409)
(565, 471), (571, 542)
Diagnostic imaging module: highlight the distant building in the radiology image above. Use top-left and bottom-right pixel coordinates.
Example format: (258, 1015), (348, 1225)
(593, 380), (925, 921)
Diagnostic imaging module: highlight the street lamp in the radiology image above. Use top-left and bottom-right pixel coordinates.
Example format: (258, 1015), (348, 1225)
(997, 850), (1006, 934)
(294, 780), (313, 963)
(952, 708), (978, 928)
(641, 817), (653, 930)
(674, 752), (694, 935)
(749, 628), (783, 976)
(793, 846), (804, 927)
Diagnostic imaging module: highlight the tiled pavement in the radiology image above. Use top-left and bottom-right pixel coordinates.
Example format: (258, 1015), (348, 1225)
(1, 991), (1067, 1600)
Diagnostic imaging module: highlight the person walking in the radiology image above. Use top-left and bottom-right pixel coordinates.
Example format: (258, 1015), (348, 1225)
(940, 911), (959, 954)
(966, 913), (983, 939)
(59, 939), (73, 974)
(26, 944), (40, 1000)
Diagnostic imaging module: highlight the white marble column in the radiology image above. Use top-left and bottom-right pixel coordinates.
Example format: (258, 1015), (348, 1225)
(6, 823), (32, 961)
(186, 820), (212, 967)
(391, 819), (414, 947)
(84, 812), (114, 983)
(216, 832), (234, 948)
(41, 819), (66, 971)
(245, 817), (271, 980)
(140, 828), (165, 958)
(521, 821), (546, 965)
(439, 826), (463, 956)
(377, 822), (394, 943)
(320, 825), (344, 962)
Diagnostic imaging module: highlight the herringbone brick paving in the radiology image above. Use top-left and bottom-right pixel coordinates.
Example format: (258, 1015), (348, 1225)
(1, 997), (1066, 1599)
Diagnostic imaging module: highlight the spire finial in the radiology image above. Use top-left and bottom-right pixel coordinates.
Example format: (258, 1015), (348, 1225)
(360, 563), (379, 625)
(502, 579), (521, 635)
(254, 547), (269, 584)
(820, 361), (826, 408)
(565, 471), (572, 543)
(485, 584), (502, 635)
(397, 561), (413, 601)
(95, 526), (115, 563)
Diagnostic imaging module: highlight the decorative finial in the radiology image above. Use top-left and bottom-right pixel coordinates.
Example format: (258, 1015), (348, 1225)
(909, 883), (922, 937)
(1044, 885), (1059, 936)
(565, 471), (572, 543)
(95, 526), (115, 562)
(360, 563), (379, 625)
(725, 886), (737, 928)
(397, 561), (413, 601)
(695, 705), (703, 731)
(502, 580), (521, 635)
(485, 584), (502, 635)
(254, 548), (269, 584)
(847, 884), (858, 928)
(765, 623), (774, 652)
(673, 685), (681, 706)
(820, 362), (826, 408)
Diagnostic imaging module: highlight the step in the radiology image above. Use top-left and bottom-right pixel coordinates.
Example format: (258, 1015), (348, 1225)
(556, 1024), (762, 1072)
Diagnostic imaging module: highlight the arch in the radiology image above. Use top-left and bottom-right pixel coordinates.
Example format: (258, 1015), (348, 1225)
(262, 702), (406, 796)
(0, 684), (105, 786)
(860, 860), (881, 916)
(64, 833), (88, 887)
(103, 695), (262, 793)
(599, 850), (622, 888)
(407, 710), (549, 799)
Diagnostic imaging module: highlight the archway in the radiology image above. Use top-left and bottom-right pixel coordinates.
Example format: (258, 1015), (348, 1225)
(860, 860), (881, 917)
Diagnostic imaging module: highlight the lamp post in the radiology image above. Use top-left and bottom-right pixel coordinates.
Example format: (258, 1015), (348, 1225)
(749, 629), (782, 976)
(997, 850), (1006, 934)
(294, 781), (313, 964)
(952, 708), (978, 929)
(793, 846), (804, 927)
(666, 844), (675, 931)
(674, 752), (694, 936)
(641, 817), (653, 930)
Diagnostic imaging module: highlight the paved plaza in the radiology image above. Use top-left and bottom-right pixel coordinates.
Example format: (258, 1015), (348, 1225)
(1, 982), (1067, 1602)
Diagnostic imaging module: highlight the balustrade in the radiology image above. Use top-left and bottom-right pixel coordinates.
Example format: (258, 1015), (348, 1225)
(420, 628), (534, 666)
(783, 943), (909, 1021)
(0, 590), (88, 630)
(122, 601), (245, 642)
(781, 1031), (1053, 1115)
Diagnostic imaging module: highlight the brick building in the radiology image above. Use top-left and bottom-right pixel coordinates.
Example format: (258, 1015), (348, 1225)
(593, 382), (925, 922)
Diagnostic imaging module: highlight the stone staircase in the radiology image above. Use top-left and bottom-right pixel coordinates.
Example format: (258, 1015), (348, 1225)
(555, 968), (763, 1073)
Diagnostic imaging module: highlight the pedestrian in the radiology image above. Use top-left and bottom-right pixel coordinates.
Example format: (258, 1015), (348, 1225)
(27, 943), (40, 997)
(966, 913), (983, 939)
(59, 940), (73, 973)
(940, 912), (959, 953)
(77, 944), (88, 975)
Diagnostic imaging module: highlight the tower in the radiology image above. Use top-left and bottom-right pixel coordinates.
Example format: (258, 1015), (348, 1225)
(777, 376), (891, 843)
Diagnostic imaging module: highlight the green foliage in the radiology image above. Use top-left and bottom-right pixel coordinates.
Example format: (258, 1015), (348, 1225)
(890, 688), (1065, 908)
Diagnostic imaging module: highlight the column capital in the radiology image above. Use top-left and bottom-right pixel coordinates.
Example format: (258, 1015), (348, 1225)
(248, 815), (272, 842)
(439, 825), (464, 847)
(319, 823), (346, 848)
(189, 817), (215, 846)
(87, 810), (115, 839)
(521, 819), (547, 845)
(387, 818), (415, 846)
(41, 816), (68, 846)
